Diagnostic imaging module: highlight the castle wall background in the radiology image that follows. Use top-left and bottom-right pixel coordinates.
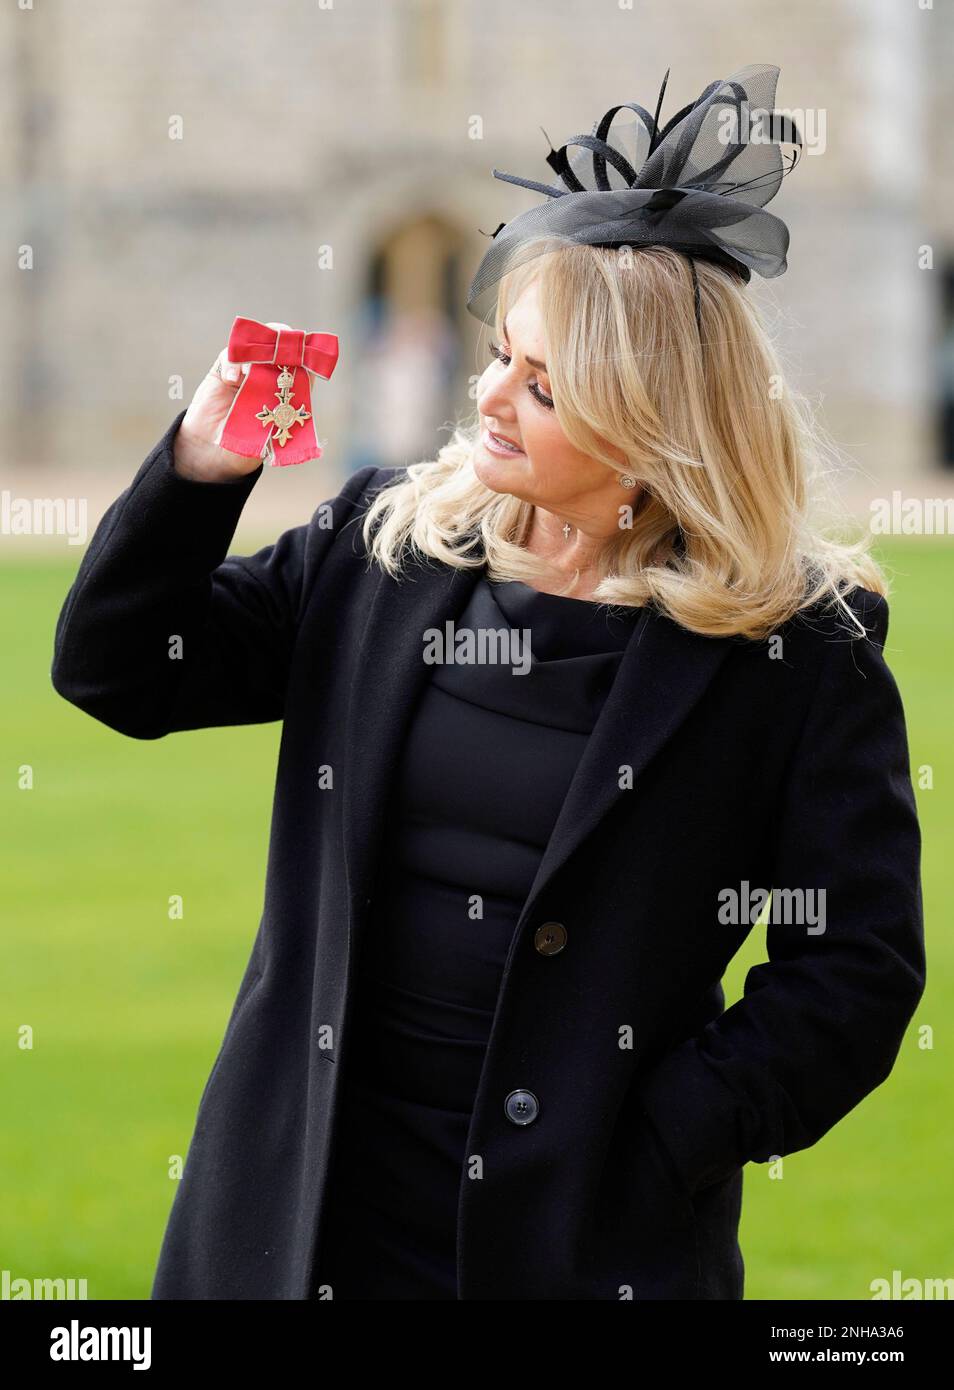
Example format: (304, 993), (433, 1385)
(2, 0), (952, 544)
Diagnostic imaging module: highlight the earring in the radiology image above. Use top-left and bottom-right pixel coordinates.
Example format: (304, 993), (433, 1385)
(619, 474), (637, 489)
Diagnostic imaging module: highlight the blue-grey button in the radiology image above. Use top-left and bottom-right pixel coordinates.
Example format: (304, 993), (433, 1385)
(504, 1089), (539, 1125)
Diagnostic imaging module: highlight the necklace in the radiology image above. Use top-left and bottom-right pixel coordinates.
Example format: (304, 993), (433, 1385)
(561, 522), (572, 540)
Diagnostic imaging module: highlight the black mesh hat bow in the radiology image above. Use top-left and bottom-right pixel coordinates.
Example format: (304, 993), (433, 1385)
(465, 62), (802, 325)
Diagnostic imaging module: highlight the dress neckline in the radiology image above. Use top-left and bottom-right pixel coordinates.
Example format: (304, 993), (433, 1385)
(488, 578), (644, 614)
(483, 577), (643, 666)
(428, 576), (642, 733)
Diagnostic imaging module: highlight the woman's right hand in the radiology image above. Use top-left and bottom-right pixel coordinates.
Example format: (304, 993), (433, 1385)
(173, 322), (293, 482)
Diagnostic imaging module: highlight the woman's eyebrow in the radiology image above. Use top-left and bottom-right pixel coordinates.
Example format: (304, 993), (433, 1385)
(501, 315), (547, 372)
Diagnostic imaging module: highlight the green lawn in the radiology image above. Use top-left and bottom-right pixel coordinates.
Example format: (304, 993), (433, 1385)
(2, 540), (950, 1299)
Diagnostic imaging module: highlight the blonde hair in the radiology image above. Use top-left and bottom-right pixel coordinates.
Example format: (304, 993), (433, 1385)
(361, 240), (885, 640)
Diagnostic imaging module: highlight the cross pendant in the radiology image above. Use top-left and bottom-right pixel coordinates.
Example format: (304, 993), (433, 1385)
(562, 522), (572, 540)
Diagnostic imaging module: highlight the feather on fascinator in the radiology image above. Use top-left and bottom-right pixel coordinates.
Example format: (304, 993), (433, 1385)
(465, 62), (802, 325)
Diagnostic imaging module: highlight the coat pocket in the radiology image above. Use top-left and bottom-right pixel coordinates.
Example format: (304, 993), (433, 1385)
(627, 1099), (696, 1230)
(585, 1094), (701, 1298)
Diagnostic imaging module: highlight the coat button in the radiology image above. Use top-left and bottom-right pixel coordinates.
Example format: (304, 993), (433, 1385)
(534, 921), (567, 955)
(504, 1089), (539, 1125)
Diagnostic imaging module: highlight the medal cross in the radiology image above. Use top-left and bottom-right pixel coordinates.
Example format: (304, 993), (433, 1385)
(256, 365), (311, 447)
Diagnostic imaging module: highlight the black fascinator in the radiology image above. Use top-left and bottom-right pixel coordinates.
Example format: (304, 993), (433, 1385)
(465, 62), (802, 324)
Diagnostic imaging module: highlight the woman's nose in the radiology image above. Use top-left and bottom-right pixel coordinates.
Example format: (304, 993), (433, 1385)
(477, 373), (515, 421)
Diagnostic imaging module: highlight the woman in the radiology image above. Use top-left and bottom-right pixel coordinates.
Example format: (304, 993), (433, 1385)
(51, 66), (924, 1301)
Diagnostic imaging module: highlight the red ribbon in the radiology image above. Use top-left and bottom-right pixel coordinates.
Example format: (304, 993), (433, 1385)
(219, 316), (339, 467)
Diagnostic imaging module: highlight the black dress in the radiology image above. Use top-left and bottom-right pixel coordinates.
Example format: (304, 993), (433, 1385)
(315, 574), (644, 1299)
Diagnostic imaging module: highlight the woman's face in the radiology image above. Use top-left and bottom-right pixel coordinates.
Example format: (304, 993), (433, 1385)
(474, 278), (628, 536)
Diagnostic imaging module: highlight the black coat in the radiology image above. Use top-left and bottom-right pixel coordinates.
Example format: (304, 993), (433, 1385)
(51, 408), (925, 1300)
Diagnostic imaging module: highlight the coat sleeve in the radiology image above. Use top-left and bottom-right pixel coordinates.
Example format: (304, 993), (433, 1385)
(632, 589), (926, 1196)
(51, 407), (380, 739)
